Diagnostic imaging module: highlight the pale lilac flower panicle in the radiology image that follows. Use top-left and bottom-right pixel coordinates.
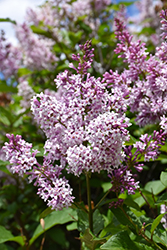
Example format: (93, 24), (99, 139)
(3, 133), (74, 210)
(0, 31), (22, 79)
(15, 23), (57, 71)
(3, 134), (38, 176)
(114, 18), (148, 81)
(28, 160), (74, 210)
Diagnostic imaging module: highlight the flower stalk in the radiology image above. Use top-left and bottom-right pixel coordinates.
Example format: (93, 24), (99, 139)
(86, 172), (93, 233)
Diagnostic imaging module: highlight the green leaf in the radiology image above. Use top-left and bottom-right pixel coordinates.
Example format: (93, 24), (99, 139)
(93, 209), (105, 235)
(160, 172), (167, 187)
(30, 207), (77, 245)
(123, 198), (141, 211)
(49, 227), (68, 248)
(77, 209), (89, 233)
(134, 189), (157, 208)
(30, 25), (52, 38)
(101, 182), (112, 193)
(68, 31), (83, 45)
(0, 226), (24, 246)
(39, 207), (52, 219)
(80, 228), (106, 250)
(66, 221), (77, 231)
(0, 106), (14, 124)
(99, 222), (124, 238)
(144, 180), (166, 195)
(0, 164), (10, 174)
(155, 192), (167, 205)
(150, 213), (167, 237)
(110, 205), (142, 233)
(17, 68), (32, 77)
(0, 81), (17, 93)
(0, 244), (7, 250)
(100, 230), (142, 250)
(0, 18), (16, 24)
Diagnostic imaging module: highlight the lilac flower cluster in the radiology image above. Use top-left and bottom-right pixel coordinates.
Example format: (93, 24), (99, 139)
(3, 134), (38, 177)
(28, 161), (74, 210)
(15, 23), (57, 71)
(31, 42), (131, 178)
(3, 134), (74, 210)
(134, 0), (162, 46)
(103, 14), (167, 127)
(109, 166), (139, 195)
(124, 130), (166, 171)
(0, 31), (22, 79)
(69, 40), (94, 75)
(17, 79), (35, 110)
(133, 130), (166, 161)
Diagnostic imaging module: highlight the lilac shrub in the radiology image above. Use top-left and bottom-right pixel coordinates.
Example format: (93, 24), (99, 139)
(3, 6), (167, 249)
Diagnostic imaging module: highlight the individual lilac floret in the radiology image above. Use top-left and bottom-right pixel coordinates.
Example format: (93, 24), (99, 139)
(28, 161), (74, 210)
(3, 134), (38, 176)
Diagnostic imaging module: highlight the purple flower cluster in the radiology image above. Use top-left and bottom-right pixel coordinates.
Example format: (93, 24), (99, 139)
(133, 130), (166, 161)
(109, 166), (139, 195)
(3, 134), (38, 177)
(103, 14), (167, 127)
(17, 79), (35, 110)
(15, 23), (57, 71)
(31, 42), (131, 178)
(124, 130), (166, 171)
(28, 161), (74, 210)
(69, 40), (94, 75)
(3, 134), (74, 210)
(0, 31), (22, 79)
(66, 112), (130, 176)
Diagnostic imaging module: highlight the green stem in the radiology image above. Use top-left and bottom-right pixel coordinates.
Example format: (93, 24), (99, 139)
(86, 172), (93, 232)
(93, 189), (110, 212)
